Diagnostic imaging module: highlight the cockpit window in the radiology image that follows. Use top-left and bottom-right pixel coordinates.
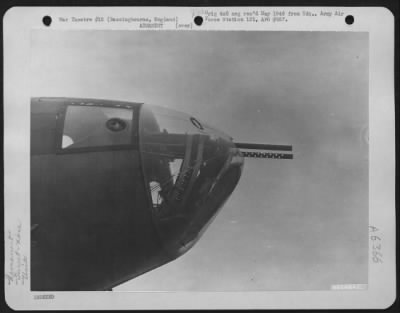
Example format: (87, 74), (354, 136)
(62, 105), (133, 149)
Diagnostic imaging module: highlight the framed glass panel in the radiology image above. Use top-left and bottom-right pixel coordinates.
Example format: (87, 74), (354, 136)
(62, 105), (134, 149)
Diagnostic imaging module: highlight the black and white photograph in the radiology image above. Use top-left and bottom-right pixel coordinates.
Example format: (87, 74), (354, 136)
(3, 6), (396, 310)
(30, 29), (369, 291)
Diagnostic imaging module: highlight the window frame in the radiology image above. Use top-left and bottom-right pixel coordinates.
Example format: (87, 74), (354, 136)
(55, 102), (140, 154)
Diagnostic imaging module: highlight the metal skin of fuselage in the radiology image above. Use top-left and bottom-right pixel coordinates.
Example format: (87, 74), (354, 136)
(31, 97), (245, 291)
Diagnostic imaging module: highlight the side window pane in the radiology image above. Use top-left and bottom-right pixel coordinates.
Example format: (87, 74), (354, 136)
(62, 106), (133, 149)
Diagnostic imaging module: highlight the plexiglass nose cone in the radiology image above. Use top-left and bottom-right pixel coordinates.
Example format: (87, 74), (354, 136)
(139, 104), (243, 257)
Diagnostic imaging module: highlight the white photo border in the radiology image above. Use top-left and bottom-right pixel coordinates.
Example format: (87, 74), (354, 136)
(3, 6), (395, 310)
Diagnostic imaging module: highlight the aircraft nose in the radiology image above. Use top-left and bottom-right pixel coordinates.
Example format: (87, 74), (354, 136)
(138, 104), (243, 257)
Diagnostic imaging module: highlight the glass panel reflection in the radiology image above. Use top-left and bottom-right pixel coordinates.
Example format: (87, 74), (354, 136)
(62, 105), (133, 149)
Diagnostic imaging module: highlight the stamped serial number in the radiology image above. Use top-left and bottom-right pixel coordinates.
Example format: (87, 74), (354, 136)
(33, 294), (55, 300)
(369, 225), (383, 263)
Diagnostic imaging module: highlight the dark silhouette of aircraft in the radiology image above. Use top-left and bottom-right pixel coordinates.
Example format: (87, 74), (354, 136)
(31, 97), (293, 291)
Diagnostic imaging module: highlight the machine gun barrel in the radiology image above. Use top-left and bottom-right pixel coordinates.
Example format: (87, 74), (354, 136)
(234, 142), (292, 151)
(241, 151), (293, 159)
(234, 142), (293, 159)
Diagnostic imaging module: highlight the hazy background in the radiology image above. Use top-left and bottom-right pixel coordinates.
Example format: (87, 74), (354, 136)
(31, 31), (369, 291)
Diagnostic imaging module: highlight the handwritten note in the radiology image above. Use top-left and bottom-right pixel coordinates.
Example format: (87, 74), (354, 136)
(5, 221), (28, 286)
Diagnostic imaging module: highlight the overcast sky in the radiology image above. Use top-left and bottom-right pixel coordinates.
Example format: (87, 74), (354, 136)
(31, 30), (369, 291)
